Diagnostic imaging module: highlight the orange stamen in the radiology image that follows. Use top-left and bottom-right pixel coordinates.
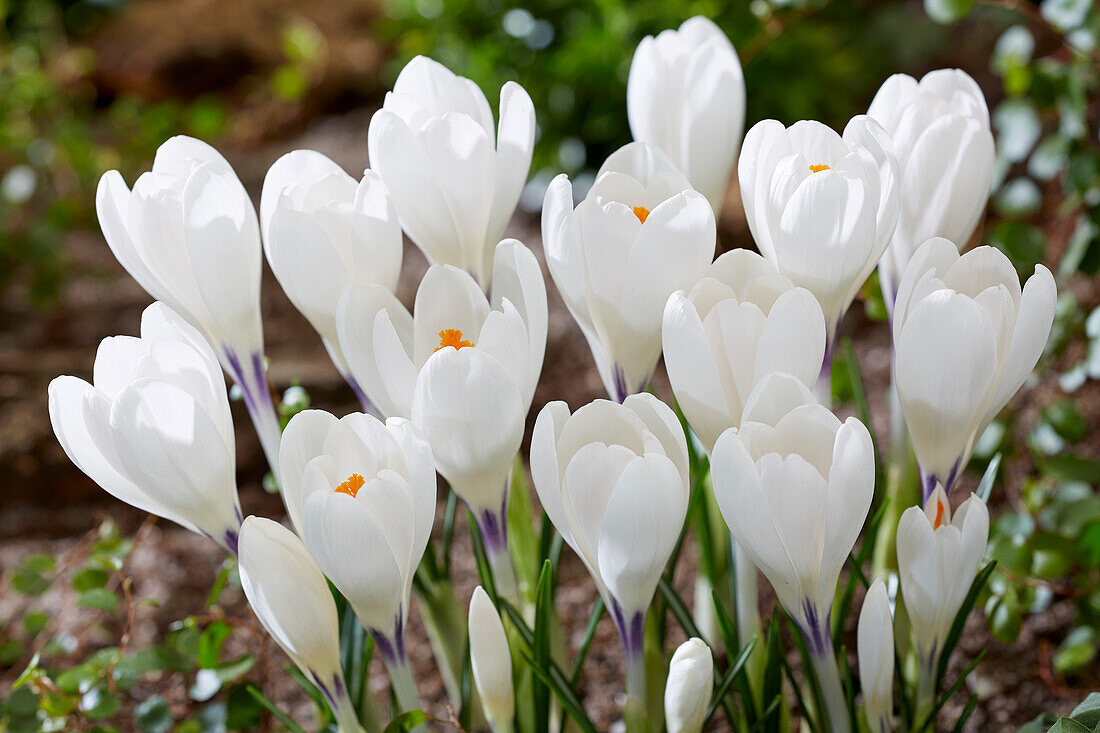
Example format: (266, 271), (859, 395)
(809, 164), (831, 173)
(335, 473), (365, 498)
(632, 206), (650, 224)
(933, 498), (945, 530)
(436, 328), (474, 351)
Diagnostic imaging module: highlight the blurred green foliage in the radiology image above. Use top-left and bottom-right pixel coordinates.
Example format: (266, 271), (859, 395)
(375, 0), (953, 177)
(0, 0), (226, 305)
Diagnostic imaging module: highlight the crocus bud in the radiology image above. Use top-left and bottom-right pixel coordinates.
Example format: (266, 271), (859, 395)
(468, 586), (514, 731)
(49, 303), (242, 554)
(542, 141), (715, 401)
(237, 517), (359, 733)
(858, 578), (894, 733)
(260, 151), (402, 410)
(867, 69), (995, 307)
(95, 136), (280, 471)
(531, 394), (689, 698)
(367, 55), (535, 288)
(892, 238), (1056, 498)
(897, 489), (988, 700)
(662, 248), (826, 454)
(664, 638), (713, 733)
(738, 116), (899, 340)
(627, 16), (745, 215)
(711, 373), (875, 652)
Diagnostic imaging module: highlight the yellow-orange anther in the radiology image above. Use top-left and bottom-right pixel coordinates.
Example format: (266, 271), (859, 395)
(933, 497), (946, 530)
(336, 473), (365, 498)
(809, 164), (831, 173)
(633, 206), (650, 224)
(436, 328), (474, 351)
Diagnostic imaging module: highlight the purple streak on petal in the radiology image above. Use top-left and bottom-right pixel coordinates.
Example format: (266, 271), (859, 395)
(223, 529), (239, 557)
(344, 373), (376, 416)
(611, 364), (630, 404)
(476, 492), (510, 556)
(800, 599), (832, 658)
(610, 599), (646, 661)
(369, 611), (407, 667)
(310, 669), (334, 704)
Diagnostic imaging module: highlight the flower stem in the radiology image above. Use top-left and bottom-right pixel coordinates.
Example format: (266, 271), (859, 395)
(801, 605), (850, 733)
(612, 601), (650, 732)
(810, 644), (851, 733)
(914, 650), (938, 728)
(384, 655), (422, 718)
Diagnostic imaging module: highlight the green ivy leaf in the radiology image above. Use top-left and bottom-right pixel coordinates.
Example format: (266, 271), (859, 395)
(197, 620), (232, 669)
(1069, 692), (1100, 727)
(72, 568), (110, 593)
(135, 695), (173, 733)
(383, 711), (428, 732)
(78, 588), (120, 612)
(81, 687), (121, 719)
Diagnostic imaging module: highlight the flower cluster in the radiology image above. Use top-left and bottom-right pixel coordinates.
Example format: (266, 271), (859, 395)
(50, 17), (1058, 733)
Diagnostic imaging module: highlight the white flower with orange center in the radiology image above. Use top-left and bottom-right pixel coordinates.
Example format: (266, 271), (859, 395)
(542, 141), (715, 402)
(738, 116), (899, 374)
(897, 487), (988, 708)
(335, 238), (546, 595)
(278, 409), (435, 716)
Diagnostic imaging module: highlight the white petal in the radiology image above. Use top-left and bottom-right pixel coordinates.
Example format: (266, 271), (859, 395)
(410, 347), (524, 511)
(279, 409), (340, 536)
(597, 452), (687, 614)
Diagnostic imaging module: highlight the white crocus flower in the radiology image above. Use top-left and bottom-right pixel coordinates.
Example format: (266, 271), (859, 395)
(468, 586), (514, 733)
(367, 55), (535, 288)
(663, 248), (825, 652)
(867, 69), (995, 310)
(48, 302), (242, 554)
(277, 410), (434, 714)
(531, 394), (689, 703)
(95, 136), (280, 471)
(260, 150), (402, 411)
(897, 488), (988, 711)
(858, 578), (894, 733)
(662, 248), (826, 454)
(237, 517), (360, 733)
(543, 141), (715, 401)
(892, 238), (1056, 499)
(336, 239), (545, 598)
(627, 16), (746, 215)
(738, 116), (899, 374)
(664, 637), (713, 733)
(711, 373), (874, 733)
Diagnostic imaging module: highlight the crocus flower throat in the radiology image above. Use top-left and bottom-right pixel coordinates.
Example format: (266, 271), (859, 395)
(436, 328), (475, 351)
(335, 473), (365, 498)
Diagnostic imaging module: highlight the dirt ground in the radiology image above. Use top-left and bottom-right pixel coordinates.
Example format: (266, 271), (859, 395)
(3, 2), (1100, 730)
